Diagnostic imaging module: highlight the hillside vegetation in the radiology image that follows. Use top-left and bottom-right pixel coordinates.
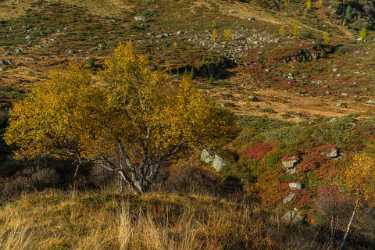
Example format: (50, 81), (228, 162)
(1, 0), (375, 249)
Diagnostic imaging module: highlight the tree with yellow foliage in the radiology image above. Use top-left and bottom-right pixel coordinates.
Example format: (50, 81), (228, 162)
(341, 153), (375, 249)
(5, 43), (232, 194)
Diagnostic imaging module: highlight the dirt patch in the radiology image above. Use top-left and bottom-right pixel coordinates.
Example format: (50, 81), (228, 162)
(0, 0), (134, 20)
(215, 0), (281, 25)
(57, 0), (134, 17)
(208, 84), (373, 122)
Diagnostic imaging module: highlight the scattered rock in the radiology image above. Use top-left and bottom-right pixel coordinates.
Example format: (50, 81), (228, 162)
(282, 208), (304, 223)
(212, 155), (226, 172)
(134, 15), (146, 22)
(324, 146), (339, 159)
(282, 156), (300, 169)
(282, 156), (300, 175)
(287, 73), (294, 80)
(97, 43), (105, 50)
(248, 17), (256, 22)
(367, 99), (375, 105)
(283, 193), (296, 204)
(0, 60), (12, 66)
(289, 182), (302, 190)
(14, 48), (24, 55)
(201, 149), (214, 164)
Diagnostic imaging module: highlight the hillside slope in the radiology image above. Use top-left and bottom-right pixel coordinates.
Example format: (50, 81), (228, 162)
(1, 1), (375, 248)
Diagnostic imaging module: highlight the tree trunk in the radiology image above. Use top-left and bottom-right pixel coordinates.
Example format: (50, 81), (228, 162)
(116, 163), (159, 195)
(118, 169), (144, 195)
(340, 198), (360, 250)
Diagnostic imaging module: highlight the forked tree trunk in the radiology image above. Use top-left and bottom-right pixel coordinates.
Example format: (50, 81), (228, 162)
(98, 139), (184, 195)
(340, 198), (360, 250)
(118, 170), (144, 195)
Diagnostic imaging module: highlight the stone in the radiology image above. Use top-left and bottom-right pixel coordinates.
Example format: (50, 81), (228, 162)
(200, 149), (214, 164)
(134, 15), (146, 22)
(14, 48), (24, 55)
(325, 147), (339, 159)
(289, 182), (302, 190)
(282, 208), (304, 223)
(248, 17), (256, 22)
(0, 60), (12, 66)
(212, 155), (226, 172)
(97, 43), (105, 50)
(367, 99), (375, 105)
(282, 156), (300, 169)
(283, 193), (296, 204)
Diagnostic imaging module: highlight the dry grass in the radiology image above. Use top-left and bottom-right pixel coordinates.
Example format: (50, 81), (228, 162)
(56, 0), (134, 17)
(0, 0), (33, 20)
(0, 191), (274, 250)
(0, 0), (133, 20)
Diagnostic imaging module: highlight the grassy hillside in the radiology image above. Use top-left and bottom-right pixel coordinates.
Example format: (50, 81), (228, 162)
(1, 0), (375, 249)
(0, 190), (372, 250)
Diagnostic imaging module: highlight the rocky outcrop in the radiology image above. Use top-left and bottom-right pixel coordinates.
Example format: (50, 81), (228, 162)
(201, 149), (215, 164)
(324, 146), (339, 159)
(281, 44), (338, 63)
(212, 155), (226, 172)
(200, 149), (226, 172)
(282, 155), (300, 175)
(289, 182), (302, 190)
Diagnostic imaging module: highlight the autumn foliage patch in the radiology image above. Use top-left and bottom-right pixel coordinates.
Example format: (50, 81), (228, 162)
(245, 143), (273, 160)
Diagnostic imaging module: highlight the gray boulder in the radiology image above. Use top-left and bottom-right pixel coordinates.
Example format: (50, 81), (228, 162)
(200, 149), (214, 164)
(325, 147), (339, 159)
(282, 156), (300, 174)
(212, 155), (226, 172)
(14, 48), (24, 55)
(134, 15), (146, 22)
(289, 182), (302, 190)
(282, 156), (300, 169)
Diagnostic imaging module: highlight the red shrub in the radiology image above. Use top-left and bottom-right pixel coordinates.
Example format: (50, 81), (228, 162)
(245, 143), (273, 160)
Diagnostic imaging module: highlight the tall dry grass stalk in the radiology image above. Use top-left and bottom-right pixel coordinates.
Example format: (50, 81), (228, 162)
(117, 206), (200, 250)
(0, 212), (33, 250)
(0, 192), (277, 249)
